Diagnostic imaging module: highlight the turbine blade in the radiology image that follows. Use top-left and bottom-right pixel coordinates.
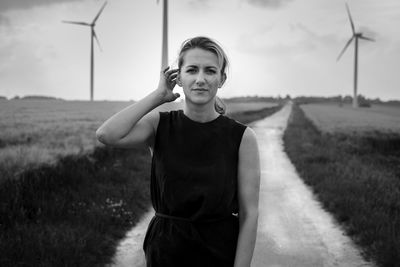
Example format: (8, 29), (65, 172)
(337, 36), (354, 61)
(93, 30), (103, 51)
(92, 1), (107, 24)
(360, 35), (375, 42)
(345, 3), (355, 34)
(62, 20), (91, 26)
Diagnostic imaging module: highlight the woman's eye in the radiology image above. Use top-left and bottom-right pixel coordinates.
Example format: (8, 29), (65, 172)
(186, 69), (196, 73)
(206, 70), (216, 74)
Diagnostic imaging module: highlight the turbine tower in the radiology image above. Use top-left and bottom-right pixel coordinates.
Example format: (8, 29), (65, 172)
(337, 3), (374, 108)
(157, 0), (168, 70)
(63, 2), (107, 102)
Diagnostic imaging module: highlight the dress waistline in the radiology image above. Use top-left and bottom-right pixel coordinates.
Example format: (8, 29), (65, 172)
(155, 212), (236, 223)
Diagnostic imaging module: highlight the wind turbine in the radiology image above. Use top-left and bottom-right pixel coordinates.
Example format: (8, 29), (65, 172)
(157, 0), (168, 70)
(63, 2), (107, 102)
(337, 3), (374, 108)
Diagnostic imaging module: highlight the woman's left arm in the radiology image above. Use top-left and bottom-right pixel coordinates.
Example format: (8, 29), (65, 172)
(234, 127), (260, 267)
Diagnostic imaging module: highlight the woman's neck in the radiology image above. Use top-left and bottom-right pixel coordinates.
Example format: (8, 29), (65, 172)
(183, 100), (220, 123)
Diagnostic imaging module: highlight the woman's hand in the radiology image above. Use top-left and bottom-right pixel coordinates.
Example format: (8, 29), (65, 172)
(156, 66), (180, 103)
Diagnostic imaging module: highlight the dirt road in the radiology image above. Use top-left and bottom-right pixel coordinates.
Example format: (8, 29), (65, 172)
(250, 102), (373, 267)
(110, 102), (374, 267)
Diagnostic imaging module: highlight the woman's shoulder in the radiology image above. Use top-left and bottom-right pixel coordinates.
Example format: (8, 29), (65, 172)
(222, 115), (247, 131)
(239, 127), (258, 157)
(155, 110), (185, 128)
(158, 109), (181, 115)
(241, 127), (257, 142)
(157, 109), (181, 120)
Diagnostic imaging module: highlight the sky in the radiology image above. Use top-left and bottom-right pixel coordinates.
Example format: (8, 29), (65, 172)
(0, 0), (399, 101)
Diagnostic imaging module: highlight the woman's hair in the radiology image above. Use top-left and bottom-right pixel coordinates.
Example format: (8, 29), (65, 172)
(177, 36), (228, 114)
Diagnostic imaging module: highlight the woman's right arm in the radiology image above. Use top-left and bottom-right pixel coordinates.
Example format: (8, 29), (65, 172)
(96, 67), (179, 148)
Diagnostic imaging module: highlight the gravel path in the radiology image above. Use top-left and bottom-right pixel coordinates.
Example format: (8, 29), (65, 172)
(109, 102), (374, 267)
(251, 102), (373, 267)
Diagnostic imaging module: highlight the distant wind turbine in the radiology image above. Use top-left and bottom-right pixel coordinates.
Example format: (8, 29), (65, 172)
(337, 3), (375, 108)
(157, 0), (168, 70)
(63, 2), (107, 102)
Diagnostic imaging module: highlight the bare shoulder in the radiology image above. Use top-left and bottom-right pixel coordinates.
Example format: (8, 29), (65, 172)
(140, 111), (161, 148)
(111, 111), (161, 149)
(239, 127), (258, 151)
(237, 127), (260, 198)
(142, 110), (161, 132)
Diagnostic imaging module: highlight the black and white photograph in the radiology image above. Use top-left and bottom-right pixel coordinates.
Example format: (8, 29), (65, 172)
(1, 0), (399, 266)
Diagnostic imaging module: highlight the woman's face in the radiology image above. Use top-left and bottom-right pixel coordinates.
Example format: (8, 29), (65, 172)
(178, 48), (225, 106)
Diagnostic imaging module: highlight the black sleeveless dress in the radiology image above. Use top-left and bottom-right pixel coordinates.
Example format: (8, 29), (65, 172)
(143, 110), (247, 267)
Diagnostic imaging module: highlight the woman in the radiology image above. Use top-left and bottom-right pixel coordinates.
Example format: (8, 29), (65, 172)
(96, 36), (260, 267)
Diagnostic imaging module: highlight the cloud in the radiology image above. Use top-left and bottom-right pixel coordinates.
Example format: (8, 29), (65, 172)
(0, 0), (83, 12)
(0, 41), (48, 95)
(184, 0), (217, 10)
(246, 0), (294, 9)
(187, 0), (294, 9)
(0, 14), (11, 26)
(291, 23), (340, 46)
(235, 22), (343, 59)
(236, 28), (316, 60)
(0, 0), (85, 25)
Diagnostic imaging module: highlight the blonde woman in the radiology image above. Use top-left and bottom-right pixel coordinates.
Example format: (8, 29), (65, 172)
(96, 36), (260, 267)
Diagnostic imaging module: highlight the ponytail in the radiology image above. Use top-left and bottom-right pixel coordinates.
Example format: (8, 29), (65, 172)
(214, 97), (226, 115)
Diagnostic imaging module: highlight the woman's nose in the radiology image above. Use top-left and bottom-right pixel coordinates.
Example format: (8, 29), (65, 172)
(195, 72), (205, 84)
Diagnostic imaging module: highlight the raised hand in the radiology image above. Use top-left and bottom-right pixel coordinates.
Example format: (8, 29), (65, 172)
(156, 66), (180, 103)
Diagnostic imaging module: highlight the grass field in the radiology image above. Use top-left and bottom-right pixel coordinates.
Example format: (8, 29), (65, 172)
(301, 103), (400, 134)
(0, 100), (277, 182)
(0, 100), (282, 267)
(224, 101), (278, 113)
(284, 103), (400, 267)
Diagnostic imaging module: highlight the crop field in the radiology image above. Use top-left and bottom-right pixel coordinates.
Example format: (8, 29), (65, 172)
(0, 99), (277, 182)
(225, 101), (278, 113)
(301, 103), (400, 134)
(284, 103), (400, 267)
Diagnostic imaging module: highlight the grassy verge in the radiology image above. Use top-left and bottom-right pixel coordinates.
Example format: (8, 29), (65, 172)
(283, 104), (400, 267)
(229, 104), (283, 124)
(0, 147), (151, 267)
(0, 105), (282, 267)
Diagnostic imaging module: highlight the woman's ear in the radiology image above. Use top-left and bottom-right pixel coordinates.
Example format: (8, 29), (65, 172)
(219, 73), (227, 88)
